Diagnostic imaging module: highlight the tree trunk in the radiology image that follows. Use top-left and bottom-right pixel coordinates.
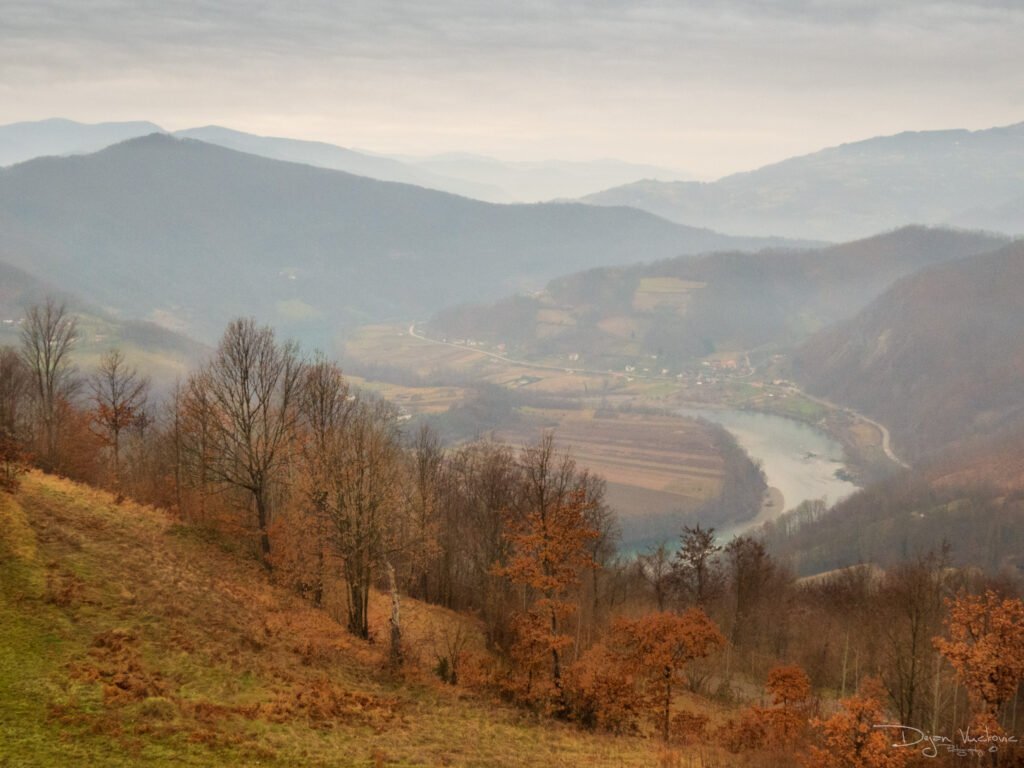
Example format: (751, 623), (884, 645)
(549, 602), (566, 714)
(255, 490), (272, 566)
(387, 561), (403, 670)
(663, 668), (673, 741)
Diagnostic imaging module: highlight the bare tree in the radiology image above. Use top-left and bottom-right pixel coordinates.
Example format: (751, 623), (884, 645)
(879, 545), (951, 728)
(670, 524), (723, 609)
(0, 347), (29, 488)
(319, 397), (404, 638)
(439, 438), (519, 642)
(723, 535), (775, 647)
(0, 347), (28, 432)
(638, 541), (674, 611)
(90, 348), (149, 497)
(20, 299), (79, 470)
(296, 356), (356, 606)
(184, 318), (305, 564)
(405, 423), (444, 600)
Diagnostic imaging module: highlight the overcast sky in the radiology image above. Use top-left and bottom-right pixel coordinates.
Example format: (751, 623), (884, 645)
(2, 0), (1023, 178)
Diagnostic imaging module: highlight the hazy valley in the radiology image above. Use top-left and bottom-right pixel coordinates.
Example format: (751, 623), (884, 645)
(4, 72), (1024, 767)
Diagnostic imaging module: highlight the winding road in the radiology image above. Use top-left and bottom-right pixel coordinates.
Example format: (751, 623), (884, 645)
(793, 389), (909, 469)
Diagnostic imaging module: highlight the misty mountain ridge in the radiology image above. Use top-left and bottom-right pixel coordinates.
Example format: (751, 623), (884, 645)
(0, 117), (163, 166)
(0, 133), (794, 347)
(388, 152), (692, 202)
(173, 125), (504, 200)
(583, 122), (1024, 241)
(0, 118), (688, 203)
(428, 226), (1007, 368)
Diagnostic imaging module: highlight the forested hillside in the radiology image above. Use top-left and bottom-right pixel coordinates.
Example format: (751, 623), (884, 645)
(429, 227), (1005, 368)
(795, 240), (1024, 462)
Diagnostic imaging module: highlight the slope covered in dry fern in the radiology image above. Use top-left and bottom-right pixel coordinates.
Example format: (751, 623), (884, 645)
(0, 472), (677, 767)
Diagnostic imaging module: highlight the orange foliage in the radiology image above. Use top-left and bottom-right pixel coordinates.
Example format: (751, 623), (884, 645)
(495, 487), (598, 710)
(718, 706), (769, 753)
(564, 643), (642, 733)
(670, 710), (710, 745)
(721, 665), (812, 754)
(764, 664), (812, 746)
(806, 678), (910, 768)
(613, 609), (724, 741)
(54, 399), (106, 483)
(499, 611), (566, 710)
(934, 590), (1024, 734)
(498, 487), (597, 599)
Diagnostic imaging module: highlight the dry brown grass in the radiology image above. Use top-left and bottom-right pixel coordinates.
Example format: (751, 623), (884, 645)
(0, 471), (751, 767)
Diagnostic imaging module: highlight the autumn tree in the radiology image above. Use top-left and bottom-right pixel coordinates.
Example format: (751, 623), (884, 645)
(764, 664), (812, 746)
(182, 318), (304, 563)
(565, 642), (642, 733)
(497, 434), (598, 712)
(20, 299), (79, 471)
(613, 608), (724, 741)
(404, 423), (444, 600)
(807, 677), (910, 768)
(89, 349), (150, 497)
(934, 590), (1024, 734)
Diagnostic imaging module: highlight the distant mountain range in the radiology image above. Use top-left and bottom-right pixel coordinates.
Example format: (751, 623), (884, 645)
(428, 227), (1007, 369)
(795, 240), (1024, 463)
(388, 153), (691, 203)
(0, 118), (164, 167)
(0, 134), (791, 347)
(9, 118), (1024, 239)
(582, 123), (1024, 241)
(0, 118), (689, 203)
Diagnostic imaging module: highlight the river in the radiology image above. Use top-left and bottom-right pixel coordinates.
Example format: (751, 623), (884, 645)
(677, 406), (860, 535)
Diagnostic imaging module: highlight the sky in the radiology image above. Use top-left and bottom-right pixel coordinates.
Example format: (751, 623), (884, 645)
(2, 0), (1023, 178)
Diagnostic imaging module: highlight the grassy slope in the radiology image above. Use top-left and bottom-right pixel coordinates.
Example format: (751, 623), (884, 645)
(0, 473), (676, 768)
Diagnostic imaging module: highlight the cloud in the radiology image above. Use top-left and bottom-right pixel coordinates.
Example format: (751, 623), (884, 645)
(1, 0), (1022, 176)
